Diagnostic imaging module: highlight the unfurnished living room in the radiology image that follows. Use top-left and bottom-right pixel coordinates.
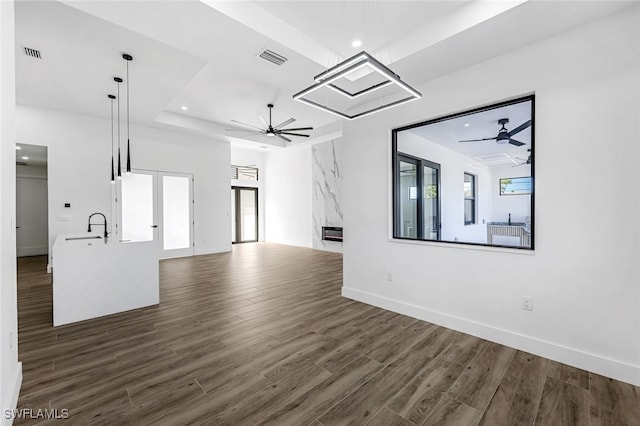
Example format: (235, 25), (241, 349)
(1, 0), (639, 425)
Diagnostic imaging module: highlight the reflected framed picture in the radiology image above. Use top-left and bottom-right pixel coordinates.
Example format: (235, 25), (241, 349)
(500, 176), (532, 195)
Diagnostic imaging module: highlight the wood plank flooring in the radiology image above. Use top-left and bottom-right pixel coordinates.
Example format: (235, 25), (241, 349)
(15, 243), (639, 425)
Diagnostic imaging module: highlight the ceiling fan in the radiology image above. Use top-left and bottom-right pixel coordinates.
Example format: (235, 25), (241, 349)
(459, 118), (531, 146)
(226, 104), (313, 142)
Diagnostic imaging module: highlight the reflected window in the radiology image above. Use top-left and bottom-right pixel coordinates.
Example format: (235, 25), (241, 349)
(392, 95), (534, 249)
(464, 173), (476, 225)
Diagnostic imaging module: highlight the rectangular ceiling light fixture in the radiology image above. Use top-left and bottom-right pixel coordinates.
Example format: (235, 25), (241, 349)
(293, 51), (421, 120)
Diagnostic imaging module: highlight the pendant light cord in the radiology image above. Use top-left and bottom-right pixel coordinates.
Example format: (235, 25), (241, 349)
(126, 60), (130, 142)
(111, 97), (115, 160)
(117, 82), (121, 153)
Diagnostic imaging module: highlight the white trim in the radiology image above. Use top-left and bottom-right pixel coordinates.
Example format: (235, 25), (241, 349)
(342, 287), (640, 386)
(2, 362), (22, 426)
(16, 246), (48, 257)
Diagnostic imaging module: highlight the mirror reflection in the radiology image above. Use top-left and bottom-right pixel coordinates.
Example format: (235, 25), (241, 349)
(392, 96), (534, 249)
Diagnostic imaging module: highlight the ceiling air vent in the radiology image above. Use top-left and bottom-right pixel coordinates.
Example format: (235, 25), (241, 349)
(258, 49), (287, 66)
(23, 47), (42, 59)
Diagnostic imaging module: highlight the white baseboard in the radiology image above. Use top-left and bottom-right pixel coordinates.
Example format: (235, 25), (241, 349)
(265, 239), (313, 249)
(2, 362), (22, 426)
(342, 287), (640, 386)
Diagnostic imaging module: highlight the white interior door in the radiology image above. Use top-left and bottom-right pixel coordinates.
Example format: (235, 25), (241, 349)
(158, 172), (194, 258)
(16, 177), (49, 257)
(120, 170), (194, 258)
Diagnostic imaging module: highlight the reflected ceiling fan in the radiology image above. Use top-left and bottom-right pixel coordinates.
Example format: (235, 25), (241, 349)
(459, 118), (531, 146)
(514, 149), (532, 167)
(226, 104), (313, 142)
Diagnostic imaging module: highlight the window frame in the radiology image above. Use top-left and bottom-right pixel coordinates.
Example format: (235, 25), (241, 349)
(391, 94), (535, 250)
(393, 152), (441, 241)
(464, 172), (476, 225)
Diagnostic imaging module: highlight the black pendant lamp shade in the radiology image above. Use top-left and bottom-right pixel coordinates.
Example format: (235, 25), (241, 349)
(114, 77), (123, 179)
(123, 53), (133, 174)
(108, 94), (116, 183)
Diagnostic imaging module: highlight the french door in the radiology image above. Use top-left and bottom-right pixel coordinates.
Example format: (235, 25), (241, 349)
(119, 170), (194, 258)
(231, 186), (258, 243)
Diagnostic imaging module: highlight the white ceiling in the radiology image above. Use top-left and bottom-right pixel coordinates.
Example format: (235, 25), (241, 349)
(404, 100), (532, 168)
(13, 0), (637, 149)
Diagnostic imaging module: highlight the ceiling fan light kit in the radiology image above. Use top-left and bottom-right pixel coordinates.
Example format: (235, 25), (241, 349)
(293, 51), (421, 120)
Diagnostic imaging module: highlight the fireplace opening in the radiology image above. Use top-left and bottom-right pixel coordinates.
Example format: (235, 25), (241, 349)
(322, 226), (343, 242)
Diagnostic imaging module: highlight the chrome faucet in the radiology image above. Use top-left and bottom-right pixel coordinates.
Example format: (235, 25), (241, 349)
(87, 212), (109, 244)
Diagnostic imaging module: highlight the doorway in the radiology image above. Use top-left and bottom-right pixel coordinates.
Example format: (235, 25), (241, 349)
(16, 144), (49, 257)
(119, 170), (194, 258)
(231, 186), (258, 243)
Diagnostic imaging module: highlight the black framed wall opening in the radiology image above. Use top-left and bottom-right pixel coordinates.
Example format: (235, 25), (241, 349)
(392, 95), (535, 250)
(231, 186), (259, 244)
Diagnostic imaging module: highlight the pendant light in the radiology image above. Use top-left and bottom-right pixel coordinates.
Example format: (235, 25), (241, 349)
(123, 53), (133, 174)
(108, 94), (116, 184)
(114, 77), (123, 179)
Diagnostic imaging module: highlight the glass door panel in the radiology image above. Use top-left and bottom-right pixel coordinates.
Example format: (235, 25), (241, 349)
(162, 175), (191, 251)
(423, 164), (439, 240)
(399, 161), (417, 238)
(121, 172), (156, 243)
(240, 189), (257, 241)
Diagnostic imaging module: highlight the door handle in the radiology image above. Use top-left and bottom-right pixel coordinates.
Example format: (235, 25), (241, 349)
(151, 225), (158, 228)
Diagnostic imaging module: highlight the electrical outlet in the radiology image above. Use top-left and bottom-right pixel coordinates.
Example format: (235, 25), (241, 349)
(522, 297), (533, 311)
(9, 331), (13, 348)
(386, 272), (393, 282)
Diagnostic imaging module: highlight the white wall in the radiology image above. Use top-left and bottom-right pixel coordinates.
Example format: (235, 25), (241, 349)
(342, 7), (640, 385)
(230, 146), (265, 242)
(0, 0), (22, 421)
(398, 132), (492, 244)
(16, 106), (231, 265)
(264, 146), (312, 247)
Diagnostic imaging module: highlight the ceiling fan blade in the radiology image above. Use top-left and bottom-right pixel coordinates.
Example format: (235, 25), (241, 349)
(279, 127), (313, 131)
(279, 132), (310, 138)
(275, 134), (292, 143)
(508, 138), (526, 146)
(274, 118), (295, 129)
(459, 137), (497, 143)
(259, 115), (268, 127)
(225, 130), (264, 136)
(508, 120), (531, 137)
(230, 120), (264, 131)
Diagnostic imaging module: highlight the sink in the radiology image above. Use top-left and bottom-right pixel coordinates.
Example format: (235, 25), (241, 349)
(488, 222), (526, 226)
(65, 236), (102, 241)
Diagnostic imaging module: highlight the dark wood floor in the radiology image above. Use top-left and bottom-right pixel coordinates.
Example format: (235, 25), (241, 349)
(16, 243), (639, 425)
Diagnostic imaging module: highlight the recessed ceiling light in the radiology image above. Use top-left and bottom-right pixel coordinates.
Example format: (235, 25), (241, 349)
(15, 146), (21, 150)
(464, 123), (470, 127)
(181, 106), (188, 111)
(351, 40), (362, 48)
(21, 156), (28, 160)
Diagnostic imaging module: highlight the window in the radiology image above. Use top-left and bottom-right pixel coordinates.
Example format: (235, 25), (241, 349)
(464, 173), (476, 225)
(391, 95), (534, 249)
